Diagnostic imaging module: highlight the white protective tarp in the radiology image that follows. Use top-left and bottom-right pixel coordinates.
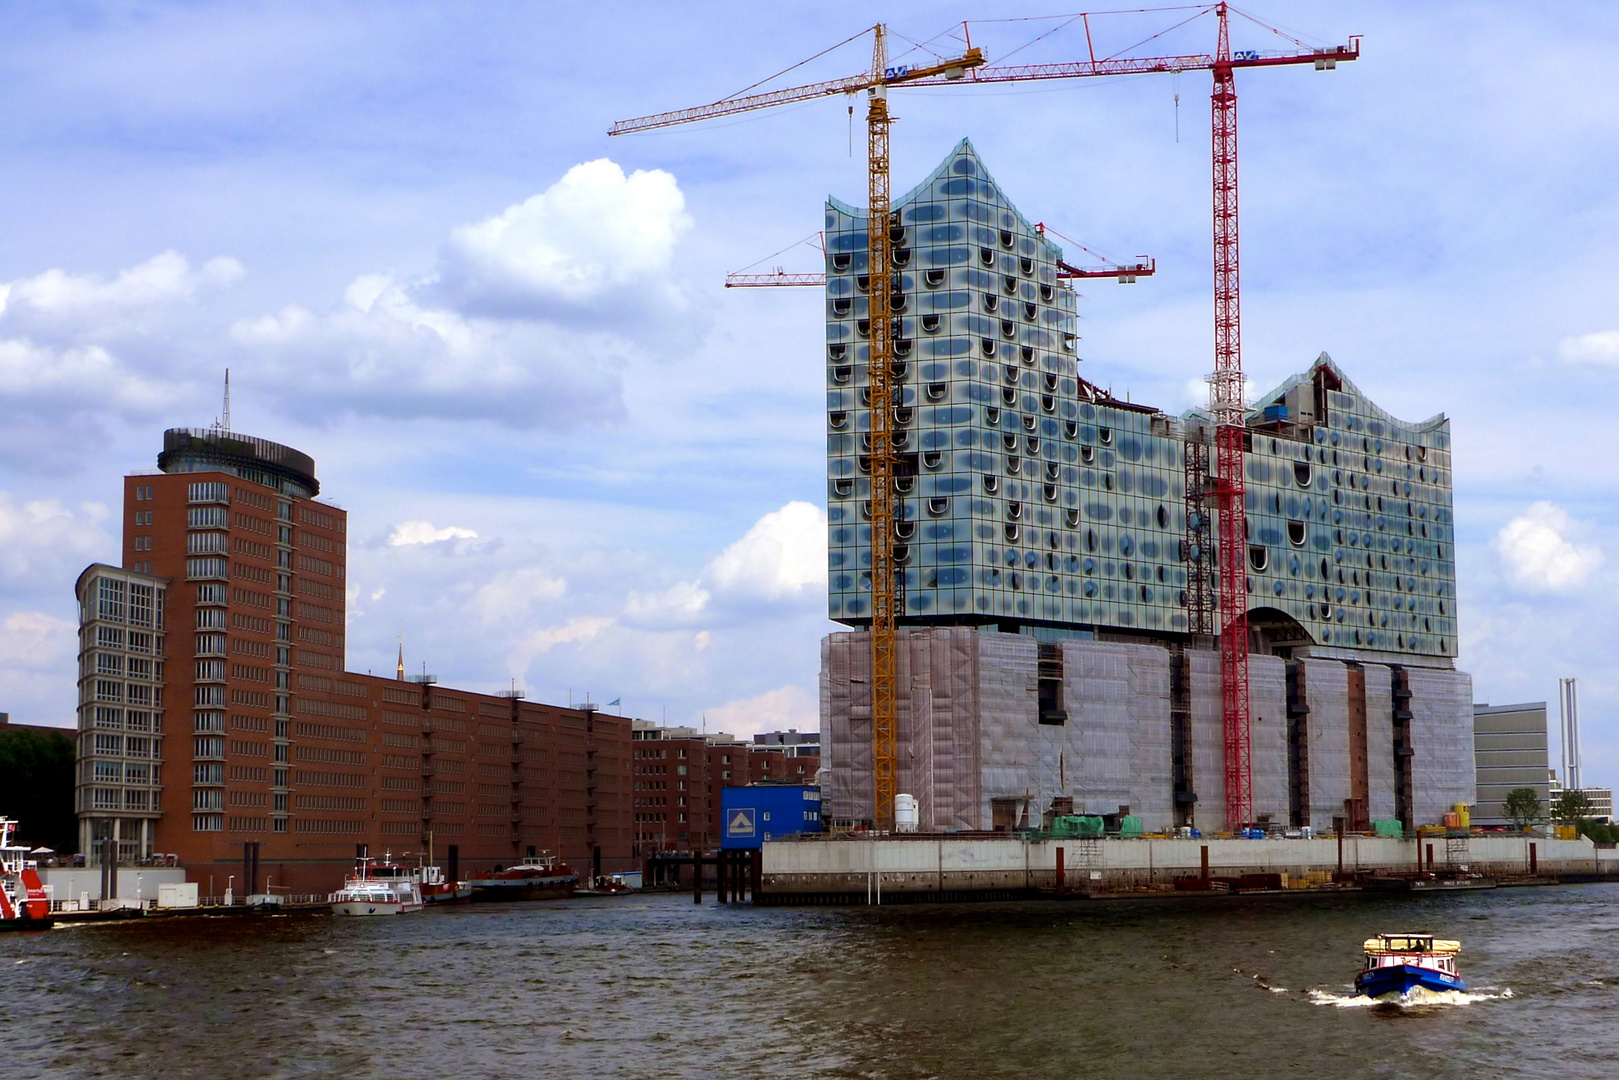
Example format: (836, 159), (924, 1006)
(1408, 666), (1476, 825)
(1362, 664), (1397, 823)
(1250, 654), (1290, 826)
(1188, 648), (1226, 831)
(975, 632), (1040, 827)
(1301, 659), (1351, 830)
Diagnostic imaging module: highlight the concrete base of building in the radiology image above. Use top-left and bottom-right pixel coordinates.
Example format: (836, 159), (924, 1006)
(821, 629), (1476, 835)
(757, 834), (1612, 904)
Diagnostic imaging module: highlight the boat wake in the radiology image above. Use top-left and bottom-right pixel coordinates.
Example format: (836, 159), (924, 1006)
(1309, 987), (1513, 1009)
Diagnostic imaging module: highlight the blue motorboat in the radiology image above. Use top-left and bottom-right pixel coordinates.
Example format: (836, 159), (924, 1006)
(1355, 933), (1466, 997)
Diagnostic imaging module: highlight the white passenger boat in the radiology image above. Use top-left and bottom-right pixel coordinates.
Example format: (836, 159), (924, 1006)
(330, 856), (424, 916)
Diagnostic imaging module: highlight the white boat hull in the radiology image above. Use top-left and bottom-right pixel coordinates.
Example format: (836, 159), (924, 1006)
(331, 899), (423, 917)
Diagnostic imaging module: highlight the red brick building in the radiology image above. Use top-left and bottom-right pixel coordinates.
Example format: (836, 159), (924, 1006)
(630, 725), (819, 855)
(75, 427), (632, 893)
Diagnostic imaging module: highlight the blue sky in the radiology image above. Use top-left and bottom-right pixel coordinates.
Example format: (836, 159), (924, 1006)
(1, 2), (1616, 783)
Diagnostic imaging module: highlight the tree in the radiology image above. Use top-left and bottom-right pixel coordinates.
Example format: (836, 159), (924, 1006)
(0, 725), (78, 854)
(1553, 788), (1595, 826)
(1502, 787), (1545, 831)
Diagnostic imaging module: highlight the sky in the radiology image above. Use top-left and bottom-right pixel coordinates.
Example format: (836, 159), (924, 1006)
(1, 2), (1616, 783)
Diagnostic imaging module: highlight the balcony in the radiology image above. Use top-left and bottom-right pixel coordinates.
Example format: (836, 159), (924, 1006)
(185, 558), (229, 582)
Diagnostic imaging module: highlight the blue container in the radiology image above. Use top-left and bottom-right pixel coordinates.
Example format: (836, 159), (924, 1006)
(720, 785), (823, 850)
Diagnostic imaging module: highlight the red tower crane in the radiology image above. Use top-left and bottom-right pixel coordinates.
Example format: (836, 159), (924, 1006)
(613, 5), (1357, 833)
(724, 227), (1154, 287)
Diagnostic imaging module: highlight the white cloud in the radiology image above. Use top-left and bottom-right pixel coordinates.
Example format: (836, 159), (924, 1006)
(623, 580), (709, 625)
(0, 251), (242, 330)
(472, 567), (567, 622)
(703, 684), (818, 740)
(0, 338), (170, 414)
(0, 611), (80, 725)
(230, 278), (629, 428)
(0, 611), (78, 668)
(507, 615), (613, 672)
(0, 494), (112, 587)
(0, 252), (240, 467)
(387, 520), (479, 546)
(0, 162), (701, 459)
(1559, 331), (1619, 364)
(707, 501), (827, 600)
(228, 158), (701, 428)
(437, 159), (691, 320)
(1494, 501), (1604, 593)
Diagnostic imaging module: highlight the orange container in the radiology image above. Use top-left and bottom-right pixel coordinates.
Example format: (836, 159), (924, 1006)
(1442, 812), (1460, 828)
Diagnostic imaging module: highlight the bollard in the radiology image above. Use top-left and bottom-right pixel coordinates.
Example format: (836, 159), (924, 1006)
(1530, 841), (1538, 875)
(1056, 846), (1066, 895)
(1200, 845), (1209, 881)
(693, 853), (702, 904)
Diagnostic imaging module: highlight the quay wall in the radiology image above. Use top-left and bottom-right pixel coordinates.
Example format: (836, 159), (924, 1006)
(37, 867), (188, 906)
(759, 835), (1617, 901)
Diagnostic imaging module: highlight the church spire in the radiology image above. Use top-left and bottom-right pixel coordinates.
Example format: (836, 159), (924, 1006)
(396, 635), (405, 682)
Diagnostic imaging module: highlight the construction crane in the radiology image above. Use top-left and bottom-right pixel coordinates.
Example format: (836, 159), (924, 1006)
(615, 28), (984, 833)
(1034, 223), (1156, 284)
(612, 6), (1357, 833)
(725, 269), (826, 288)
(725, 226), (1154, 287)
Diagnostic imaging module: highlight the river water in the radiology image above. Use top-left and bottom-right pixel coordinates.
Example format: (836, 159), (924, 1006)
(5, 884), (1618, 1079)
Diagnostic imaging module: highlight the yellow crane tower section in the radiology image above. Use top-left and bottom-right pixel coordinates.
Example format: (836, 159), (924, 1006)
(612, 27), (983, 832)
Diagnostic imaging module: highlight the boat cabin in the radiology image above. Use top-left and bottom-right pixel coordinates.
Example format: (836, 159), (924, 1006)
(1362, 934), (1461, 975)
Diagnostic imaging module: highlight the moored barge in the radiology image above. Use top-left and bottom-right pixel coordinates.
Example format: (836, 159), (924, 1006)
(468, 854), (578, 902)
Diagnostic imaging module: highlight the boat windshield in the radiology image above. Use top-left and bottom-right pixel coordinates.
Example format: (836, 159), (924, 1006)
(1363, 935), (1461, 955)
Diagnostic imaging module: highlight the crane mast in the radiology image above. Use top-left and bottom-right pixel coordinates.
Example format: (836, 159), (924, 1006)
(863, 27), (900, 831)
(1209, 4), (1252, 830)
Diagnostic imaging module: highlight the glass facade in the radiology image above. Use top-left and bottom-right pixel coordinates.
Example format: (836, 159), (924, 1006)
(826, 139), (1457, 662)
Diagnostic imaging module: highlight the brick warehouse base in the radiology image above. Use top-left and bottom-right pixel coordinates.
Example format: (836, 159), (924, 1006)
(171, 684), (638, 896)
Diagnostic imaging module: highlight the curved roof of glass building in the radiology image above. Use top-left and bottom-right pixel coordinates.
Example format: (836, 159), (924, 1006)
(158, 427), (319, 497)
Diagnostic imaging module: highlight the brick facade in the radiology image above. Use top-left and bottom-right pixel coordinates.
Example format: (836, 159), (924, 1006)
(631, 737), (819, 855)
(80, 434), (635, 894)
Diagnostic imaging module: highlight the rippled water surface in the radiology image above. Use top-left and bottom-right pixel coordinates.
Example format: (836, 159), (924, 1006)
(6, 884), (1619, 1078)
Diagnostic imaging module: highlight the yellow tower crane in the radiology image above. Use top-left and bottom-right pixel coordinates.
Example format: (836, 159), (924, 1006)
(612, 27), (983, 831)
